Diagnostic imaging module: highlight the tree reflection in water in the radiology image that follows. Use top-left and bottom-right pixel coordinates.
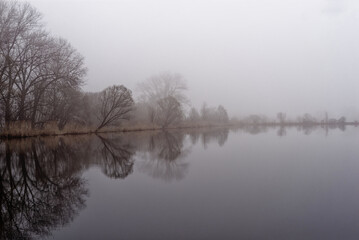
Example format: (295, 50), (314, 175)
(97, 134), (134, 179)
(187, 128), (229, 148)
(0, 125), (351, 239)
(0, 138), (88, 240)
(232, 124), (348, 137)
(135, 129), (229, 181)
(137, 131), (190, 182)
(0, 135), (135, 239)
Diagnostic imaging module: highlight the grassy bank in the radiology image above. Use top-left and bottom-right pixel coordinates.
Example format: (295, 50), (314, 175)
(1, 121), (358, 139)
(0, 121), (230, 139)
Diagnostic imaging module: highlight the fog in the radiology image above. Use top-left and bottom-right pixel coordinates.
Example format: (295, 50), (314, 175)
(25, 0), (359, 119)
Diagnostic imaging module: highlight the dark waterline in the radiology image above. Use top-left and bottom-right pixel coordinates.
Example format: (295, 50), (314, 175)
(1, 126), (359, 239)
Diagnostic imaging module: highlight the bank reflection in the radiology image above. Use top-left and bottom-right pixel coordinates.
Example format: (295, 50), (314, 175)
(97, 135), (135, 179)
(233, 123), (350, 137)
(0, 138), (88, 240)
(136, 131), (190, 182)
(0, 131), (189, 239)
(0, 125), (352, 239)
(187, 128), (229, 148)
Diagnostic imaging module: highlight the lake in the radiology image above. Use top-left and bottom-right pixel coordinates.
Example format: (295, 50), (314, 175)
(1, 125), (359, 240)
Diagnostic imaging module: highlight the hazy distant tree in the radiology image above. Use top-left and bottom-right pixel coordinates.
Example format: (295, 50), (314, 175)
(324, 111), (328, 124)
(338, 116), (346, 124)
(230, 116), (240, 125)
(200, 103), (230, 123)
(188, 107), (200, 122)
(96, 85), (134, 130)
(156, 96), (183, 128)
(217, 105), (229, 123)
(242, 115), (266, 125)
(130, 102), (150, 123)
(148, 105), (157, 123)
(302, 113), (317, 125)
(200, 103), (209, 121)
(137, 72), (188, 125)
(277, 112), (286, 125)
(137, 72), (188, 104)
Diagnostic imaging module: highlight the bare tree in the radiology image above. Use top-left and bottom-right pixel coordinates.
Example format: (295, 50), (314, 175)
(302, 113), (317, 125)
(200, 103), (209, 120)
(217, 105), (229, 123)
(156, 96), (183, 128)
(137, 72), (188, 104)
(0, 1), (43, 127)
(188, 107), (200, 122)
(0, 1), (86, 130)
(34, 38), (86, 127)
(96, 85), (134, 130)
(200, 103), (229, 123)
(277, 112), (286, 125)
(43, 85), (83, 129)
(137, 72), (189, 125)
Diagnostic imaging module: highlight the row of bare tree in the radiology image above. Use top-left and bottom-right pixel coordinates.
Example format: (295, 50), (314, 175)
(188, 103), (229, 123)
(0, 1), (132, 132)
(0, 1), (230, 133)
(237, 112), (348, 126)
(0, 1), (86, 129)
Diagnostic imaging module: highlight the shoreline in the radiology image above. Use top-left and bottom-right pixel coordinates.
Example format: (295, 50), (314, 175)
(0, 122), (358, 140)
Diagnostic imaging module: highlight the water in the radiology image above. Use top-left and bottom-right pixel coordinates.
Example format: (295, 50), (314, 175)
(1, 126), (359, 240)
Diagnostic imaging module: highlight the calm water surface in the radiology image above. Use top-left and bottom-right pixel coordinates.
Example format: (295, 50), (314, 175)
(1, 126), (359, 239)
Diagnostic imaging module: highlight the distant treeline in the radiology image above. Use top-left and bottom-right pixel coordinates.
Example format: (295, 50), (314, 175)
(233, 112), (358, 126)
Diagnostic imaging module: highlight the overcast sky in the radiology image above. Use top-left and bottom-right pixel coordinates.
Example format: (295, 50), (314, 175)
(25, 0), (359, 120)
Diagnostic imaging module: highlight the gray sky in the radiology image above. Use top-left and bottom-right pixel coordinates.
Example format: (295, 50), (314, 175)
(26, 0), (359, 120)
